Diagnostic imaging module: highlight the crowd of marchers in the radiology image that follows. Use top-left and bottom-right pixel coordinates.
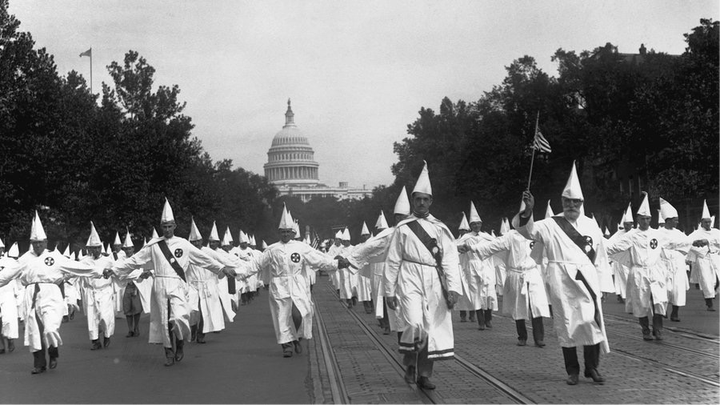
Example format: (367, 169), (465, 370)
(0, 160), (718, 391)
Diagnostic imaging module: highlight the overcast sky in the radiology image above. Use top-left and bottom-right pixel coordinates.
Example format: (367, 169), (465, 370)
(10, 0), (718, 189)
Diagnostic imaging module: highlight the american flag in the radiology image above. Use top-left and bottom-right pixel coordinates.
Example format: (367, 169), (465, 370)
(533, 127), (552, 153)
(310, 231), (321, 249)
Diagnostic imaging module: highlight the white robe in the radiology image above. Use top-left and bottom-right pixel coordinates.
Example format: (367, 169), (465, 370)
(514, 213), (610, 352)
(608, 230), (632, 299)
(347, 228), (402, 329)
(111, 236), (226, 348)
(0, 250), (103, 352)
(657, 227), (691, 306)
(687, 228), (720, 299)
(350, 242), (373, 302)
(80, 254), (116, 340)
(0, 256), (20, 339)
(607, 228), (668, 317)
(258, 240), (338, 344)
(456, 231), (496, 311)
(336, 245), (357, 300)
(384, 215), (462, 360)
(471, 230), (550, 320)
(186, 247), (231, 333)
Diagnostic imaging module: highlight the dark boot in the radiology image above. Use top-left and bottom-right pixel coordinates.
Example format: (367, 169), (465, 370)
(652, 314), (664, 341)
(639, 317), (653, 340)
(32, 350), (47, 374)
(174, 338), (184, 362)
(48, 346), (58, 369)
(468, 310), (476, 323)
(164, 347), (175, 366)
(459, 311), (467, 322)
(670, 305), (680, 322)
(532, 317), (545, 347)
(706, 298), (715, 311)
(484, 309), (493, 328)
(515, 320), (527, 346)
(91, 339), (102, 350)
(190, 325), (197, 342)
(282, 342), (294, 357)
(476, 310), (486, 330)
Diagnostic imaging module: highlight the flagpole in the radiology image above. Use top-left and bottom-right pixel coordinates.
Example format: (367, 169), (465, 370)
(89, 47), (93, 94)
(526, 111), (540, 190)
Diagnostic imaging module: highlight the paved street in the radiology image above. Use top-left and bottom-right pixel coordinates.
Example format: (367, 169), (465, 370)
(1, 276), (718, 404)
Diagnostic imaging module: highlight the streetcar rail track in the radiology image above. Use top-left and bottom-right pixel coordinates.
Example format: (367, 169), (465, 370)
(324, 285), (533, 404)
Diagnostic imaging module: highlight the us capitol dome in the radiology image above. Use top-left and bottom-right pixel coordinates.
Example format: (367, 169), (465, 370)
(263, 99), (372, 202)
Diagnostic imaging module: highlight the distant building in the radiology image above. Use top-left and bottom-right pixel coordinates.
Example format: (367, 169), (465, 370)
(263, 100), (373, 202)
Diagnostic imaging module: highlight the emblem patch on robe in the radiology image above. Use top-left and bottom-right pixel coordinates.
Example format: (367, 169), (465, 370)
(290, 252), (301, 263)
(583, 236), (593, 254)
(650, 239), (658, 249)
(174, 248), (183, 258)
(44, 257), (55, 266)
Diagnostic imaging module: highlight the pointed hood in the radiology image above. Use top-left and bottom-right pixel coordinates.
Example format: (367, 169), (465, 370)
(335, 230), (343, 239)
(561, 161), (584, 200)
(701, 199), (711, 220)
(393, 186), (411, 215)
(262, 240), (268, 249)
(239, 230), (250, 244)
(86, 221), (102, 247)
(62, 244), (70, 258)
(361, 221), (370, 236)
(113, 232), (121, 246)
(468, 201), (482, 224)
(375, 210), (389, 230)
(161, 197), (175, 223)
(636, 192), (651, 217)
(8, 242), (19, 258)
(0, 237), (4, 249)
(123, 228), (133, 248)
(30, 210), (47, 241)
(500, 217), (511, 235)
(189, 217), (202, 241)
(458, 212), (470, 231)
(341, 227), (351, 241)
(622, 202), (634, 224)
(604, 226), (610, 237)
(278, 203), (294, 230)
(491, 230), (497, 237)
(250, 235), (257, 246)
(292, 220), (300, 237)
(222, 227), (233, 246)
(411, 160), (432, 196)
(545, 200), (555, 219)
(208, 221), (220, 242)
(657, 209), (665, 225)
(151, 228), (159, 239)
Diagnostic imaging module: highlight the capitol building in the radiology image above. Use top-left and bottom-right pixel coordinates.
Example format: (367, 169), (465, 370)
(263, 100), (373, 202)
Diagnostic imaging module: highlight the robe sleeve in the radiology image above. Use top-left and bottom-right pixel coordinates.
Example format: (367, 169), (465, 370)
(57, 254), (104, 278)
(471, 234), (511, 260)
(0, 260), (22, 288)
(383, 227), (406, 298)
(112, 245), (153, 278)
(302, 246), (338, 273)
(348, 231), (392, 269)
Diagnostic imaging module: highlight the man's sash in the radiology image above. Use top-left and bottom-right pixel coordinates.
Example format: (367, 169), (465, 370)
(157, 240), (186, 282)
(552, 217), (601, 327)
(405, 219), (454, 309)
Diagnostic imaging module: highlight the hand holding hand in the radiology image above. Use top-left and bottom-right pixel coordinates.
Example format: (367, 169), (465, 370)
(103, 269), (115, 279)
(139, 270), (151, 280)
(457, 244), (470, 254)
(223, 267), (237, 278)
(386, 296), (398, 310)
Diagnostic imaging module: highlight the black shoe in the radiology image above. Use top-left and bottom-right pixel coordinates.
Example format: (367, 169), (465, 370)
(62, 315), (69, 323)
(585, 369), (605, 384)
(566, 374), (579, 385)
(103, 337), (111, 348)
(196, 335), (206, 344)
(383, 326), (391, 335)
(31, 366), (46, 375)
(49, 357), (57, 369)
(653, 329), (663, 341)
(460, 318), (467, 323)
(517, 339), (527, 346)
(91, 340), (102, 350)
(535, 340), (545, 347)
(164, 348), (175, 366)
(708, 306), (716, 312)
(133, 328), (140, 337)
(282, 343), (293, 358)
(670, 317), (680, 322)
(126, 331), (134, 338)
(485, 321), (492, 329)
(174, 347), (184, 362)
(417, 376), (436, 390)
(293, 340), (303, 354)
(7, 340), (14, 352)
(642, 333), (654, 341)
(404, 365), (416, 384)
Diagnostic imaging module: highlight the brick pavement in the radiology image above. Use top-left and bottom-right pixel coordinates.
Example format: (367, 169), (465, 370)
(311, 275), (720, 404)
